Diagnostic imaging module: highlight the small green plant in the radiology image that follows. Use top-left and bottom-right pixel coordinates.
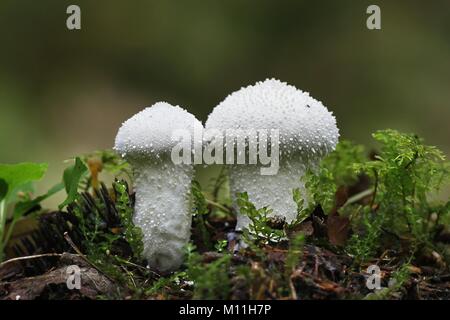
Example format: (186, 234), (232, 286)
(80, 150), (132, 190)
(145, 271), (188, 297)
(304, 168), (336, 214)
(346, 207), (384, 263)
(215, 239), (228, 253)
(296, 130), (450, 264)
(365, 263), (411, 300)
(0, 162), (62, 261)
(237, 192), (285, 245)
(305, 140), (366, 213)
(191, 180), (212, 249)
(285, 232), (305, 274)
(113, 180), (144, 259)
(84, 149), (131, 176)
(323, 140), (367, 186)
(353, 130), (450, 250)
(185, 243), (232, 299)
(291, 188), (311, 224)
(70, 181), (144, 280)
(54, 156), (145, 288)
(59, 157), (88, 209)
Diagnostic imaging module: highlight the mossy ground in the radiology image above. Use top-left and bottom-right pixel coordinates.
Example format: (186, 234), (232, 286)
(0, 129), (449, 300)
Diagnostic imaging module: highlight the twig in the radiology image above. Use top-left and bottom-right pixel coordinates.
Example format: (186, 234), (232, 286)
(0, 253), (63, 269)
(121, 265), (137, 288)
(114, 255), (161, 278)
(63, 232), (85, 257)
(205, 199), (231, 214)
(63, 232), (115, 283)
(289, 273), (298, 299)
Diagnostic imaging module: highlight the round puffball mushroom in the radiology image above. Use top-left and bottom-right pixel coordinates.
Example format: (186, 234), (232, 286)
(114, 102), (202, 272)
(205, 79), (339, 230)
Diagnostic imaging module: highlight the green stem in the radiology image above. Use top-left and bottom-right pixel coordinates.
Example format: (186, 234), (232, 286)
(3, 217), (18, 255)
(196, 213), (211, 249)
(212, 166), (226, 200)
(342, 188), (374, 209)
(205, 199), (231, 214)
(370, 169), (379, 209)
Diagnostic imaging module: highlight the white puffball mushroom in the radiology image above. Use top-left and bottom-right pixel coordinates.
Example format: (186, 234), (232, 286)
(114, 102), (202, 272)
(205, 79), (339, 230)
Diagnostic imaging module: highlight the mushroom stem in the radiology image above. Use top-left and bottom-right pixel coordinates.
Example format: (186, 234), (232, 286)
(230, 160), (308, 230)
(114, 102), (202, 272)
(132, 160), (194, 272)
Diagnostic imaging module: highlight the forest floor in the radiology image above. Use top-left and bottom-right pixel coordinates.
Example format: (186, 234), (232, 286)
(0, 130), (449, 300)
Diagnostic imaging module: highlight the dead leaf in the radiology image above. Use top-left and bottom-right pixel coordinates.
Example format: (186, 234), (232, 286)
(327, 211), (350, 246)
(0, 253), (117, 300)
(298, 221), (314, 236)
(335, 186), (349, 208)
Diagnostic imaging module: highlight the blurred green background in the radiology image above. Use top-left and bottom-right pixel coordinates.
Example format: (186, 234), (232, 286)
(0, 0), (449, 204)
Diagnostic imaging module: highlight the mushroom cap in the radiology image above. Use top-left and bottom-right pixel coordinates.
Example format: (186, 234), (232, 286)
(114, 102), (202, 160)
(205, 79), (339, 159)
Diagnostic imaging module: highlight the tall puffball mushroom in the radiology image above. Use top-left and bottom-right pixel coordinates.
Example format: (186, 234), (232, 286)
(114, 102), (202, 272)
(205, 79), (339, 230)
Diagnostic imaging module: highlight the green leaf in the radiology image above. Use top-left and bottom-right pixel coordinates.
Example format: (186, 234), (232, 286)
(292, 188), (310, 224)
(0, 162), (48, 261)
(0, 162), (48, 200)
(14, 182), (64, 218)
(59, 157), (88, 209)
